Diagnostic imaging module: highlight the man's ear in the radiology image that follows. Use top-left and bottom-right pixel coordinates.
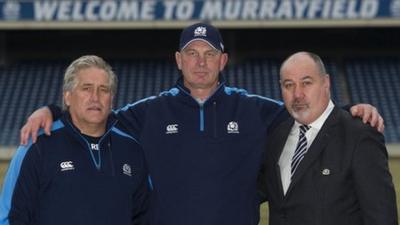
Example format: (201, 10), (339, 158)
(64, 91), (71, 107)
(219, 53), (228, 71)
(324, 74), (331, 90)
(175, 51), (182, 70)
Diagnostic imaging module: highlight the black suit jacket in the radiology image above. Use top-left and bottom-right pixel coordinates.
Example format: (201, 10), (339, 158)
(259, 106), (398, 225)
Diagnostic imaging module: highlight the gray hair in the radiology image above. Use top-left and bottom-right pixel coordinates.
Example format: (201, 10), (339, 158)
(62, 55), (117, 109)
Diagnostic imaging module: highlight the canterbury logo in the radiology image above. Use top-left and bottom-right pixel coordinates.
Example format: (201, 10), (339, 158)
(166, 124), (178, 134)
(60, 161), (75, 171)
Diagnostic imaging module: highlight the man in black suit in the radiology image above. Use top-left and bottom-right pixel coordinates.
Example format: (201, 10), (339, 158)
(259, 52), (398, 225)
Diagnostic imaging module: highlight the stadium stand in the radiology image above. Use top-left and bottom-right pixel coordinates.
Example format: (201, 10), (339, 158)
(345, 58), (400, 143)
(3, 57), (396, 147)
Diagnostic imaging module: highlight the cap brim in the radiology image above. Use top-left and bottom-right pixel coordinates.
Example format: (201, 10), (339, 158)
(180, 38), (220, 51)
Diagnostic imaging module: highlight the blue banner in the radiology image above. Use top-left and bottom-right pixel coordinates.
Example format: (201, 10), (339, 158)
(0, 0), (399, 22)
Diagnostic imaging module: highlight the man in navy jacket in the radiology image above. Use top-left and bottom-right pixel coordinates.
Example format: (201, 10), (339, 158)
(20, 24), (383, 225)
(0, 55), (148, 225)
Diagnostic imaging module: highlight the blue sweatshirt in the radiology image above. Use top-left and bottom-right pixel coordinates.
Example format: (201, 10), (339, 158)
(0, 113), (148, 225)
(116, 76), (286, 225)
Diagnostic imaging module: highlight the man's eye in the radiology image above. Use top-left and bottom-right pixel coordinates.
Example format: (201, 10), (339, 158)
(206, 51), (217, 57)
(284, 83), (293, 89)
(101, 88), (110, 93)
(186, 50), (197, 56)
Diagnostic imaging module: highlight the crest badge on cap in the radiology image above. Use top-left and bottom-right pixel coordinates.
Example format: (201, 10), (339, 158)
(194, 26), (207, 37)
(179, 22), (224, 52)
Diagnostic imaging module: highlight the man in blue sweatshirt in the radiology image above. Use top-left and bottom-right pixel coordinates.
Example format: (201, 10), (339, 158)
(0, 55), (148, 225)
(19, 23), (383, 225)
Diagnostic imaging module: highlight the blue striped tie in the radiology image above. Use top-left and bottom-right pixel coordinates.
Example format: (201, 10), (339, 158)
(291, 125), (311, 177)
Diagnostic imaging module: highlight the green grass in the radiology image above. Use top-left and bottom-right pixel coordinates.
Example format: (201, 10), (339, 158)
(0, 159), (399, 224)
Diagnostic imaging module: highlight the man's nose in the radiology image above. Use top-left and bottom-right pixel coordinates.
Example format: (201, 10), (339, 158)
(197, 55), (206, 67)
(294, 86), (304, 98)
(90, 89), (100, 101)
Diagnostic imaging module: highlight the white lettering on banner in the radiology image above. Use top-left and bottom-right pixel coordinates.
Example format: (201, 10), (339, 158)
(33, 0), (380, 22)
(361, 0), (379, 18)
(176, 1), (194, 20)
(332, 0), (346, 19)
(72, 1), (83, 20)
(100, 1), (117, 21)
(57, 0), (71, 21)
(164, 0), (177, 20)
(348, 0), (358, 19)
(34, 1), (56, 20)
(200, 0), (223, 20)
(392, 0), (400, 17)
(294, 0), (309, 19)
(321, 0), (331, 18)
(259, 1), (276, 19)
(308, 0), (322, 19)
(86, 1), (99, 21)
(141, 0), (156, 20)
(224, 1), (241, 20)
(117, 1), (140, 20)
(276, 0), (292, 19)
(242, 0), (258, 20)
(34, 0), (155, 21)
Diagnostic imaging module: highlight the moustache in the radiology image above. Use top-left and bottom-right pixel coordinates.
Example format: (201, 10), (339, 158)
(292, 102), (308, 111)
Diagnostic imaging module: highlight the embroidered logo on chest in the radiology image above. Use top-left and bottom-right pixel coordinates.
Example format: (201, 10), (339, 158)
(227, 121), (239, 134)
(90, 143), (99, 150)
(166, 124), (179, 134)
(123, 163), (133, 176)
(60, 161), (75, 171)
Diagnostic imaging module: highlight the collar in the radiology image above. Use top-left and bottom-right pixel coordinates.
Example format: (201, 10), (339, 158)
(175, 74), (226, 105)
(293, 100), (335, 132)
(61, 111), (117, 137)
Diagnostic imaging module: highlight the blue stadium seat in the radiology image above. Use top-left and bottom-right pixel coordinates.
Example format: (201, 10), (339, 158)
(345, 58), (400, 143)
(0, 58), (398, 146)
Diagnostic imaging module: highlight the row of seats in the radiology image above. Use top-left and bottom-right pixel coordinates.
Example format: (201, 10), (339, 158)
(0, 58), (398, 145)
(345, 58), (400, 143)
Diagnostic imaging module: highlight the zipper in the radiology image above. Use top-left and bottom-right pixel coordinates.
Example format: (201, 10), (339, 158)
(199, 104), (204, 131)
(67, 119), (117, 171)
(177, 82), (224, 133)
(108, 141), (115, 176)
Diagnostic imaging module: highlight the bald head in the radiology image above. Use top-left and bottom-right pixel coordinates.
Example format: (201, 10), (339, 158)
(280, 51), (326, 78)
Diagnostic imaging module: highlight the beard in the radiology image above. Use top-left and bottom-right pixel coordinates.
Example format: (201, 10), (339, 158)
(290, 102), (310, 122)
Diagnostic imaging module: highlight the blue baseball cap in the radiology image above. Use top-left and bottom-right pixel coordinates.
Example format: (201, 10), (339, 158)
(179, 22), (224, 52)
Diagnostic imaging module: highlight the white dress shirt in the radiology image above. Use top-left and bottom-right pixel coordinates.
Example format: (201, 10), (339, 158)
(279, 100), (335, 195)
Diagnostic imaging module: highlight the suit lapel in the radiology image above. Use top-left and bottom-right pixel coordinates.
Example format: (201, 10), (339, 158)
(285, 107), (341, 197)
(269, 118), (294, 198)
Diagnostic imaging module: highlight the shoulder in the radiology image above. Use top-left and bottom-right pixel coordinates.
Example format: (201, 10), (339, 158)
(116, 87), (180, 112)
(334, 108), (383, 141)
(223, 86), (283, 106)
(110, 126), (140, 144)
(116, 95), (158, 112)
(28, 119), (66, 150)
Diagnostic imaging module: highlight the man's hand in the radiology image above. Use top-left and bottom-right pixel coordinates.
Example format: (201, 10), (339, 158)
(350, 103), (384, 133)
(20, 107), (53, 145)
